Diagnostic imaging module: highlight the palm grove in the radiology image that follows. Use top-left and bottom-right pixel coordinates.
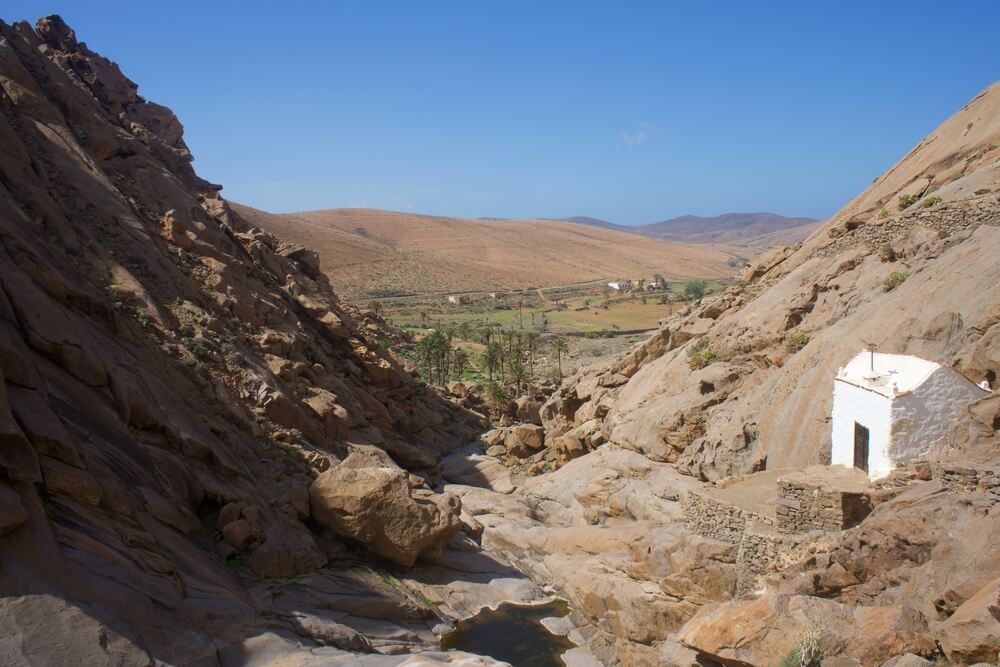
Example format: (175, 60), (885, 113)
(411, 324), (570, 418)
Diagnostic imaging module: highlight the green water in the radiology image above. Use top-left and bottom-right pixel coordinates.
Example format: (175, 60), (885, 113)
(440, 599), (577, 667)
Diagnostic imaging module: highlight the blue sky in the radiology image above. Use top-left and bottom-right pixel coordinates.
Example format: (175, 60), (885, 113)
(5, 1), (1000, 224)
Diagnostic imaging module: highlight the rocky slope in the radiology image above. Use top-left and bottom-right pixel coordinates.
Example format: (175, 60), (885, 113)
(4, 14), (999, 667)
(513, 80), (1000, 664)
(0, 15), (515, 665)
(545, 81), (1000, 481)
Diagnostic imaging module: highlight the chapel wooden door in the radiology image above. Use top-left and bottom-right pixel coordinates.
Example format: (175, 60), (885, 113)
(853, 422), (870, 473)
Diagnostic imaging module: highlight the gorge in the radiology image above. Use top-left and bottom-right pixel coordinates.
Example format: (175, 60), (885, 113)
(0, 14), (999, 667)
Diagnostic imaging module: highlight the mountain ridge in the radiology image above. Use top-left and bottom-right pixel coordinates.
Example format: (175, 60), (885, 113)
(235, 204), (741, 298)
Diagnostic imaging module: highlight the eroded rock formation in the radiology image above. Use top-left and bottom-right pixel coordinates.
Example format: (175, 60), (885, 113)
(0, 15), (485, 664)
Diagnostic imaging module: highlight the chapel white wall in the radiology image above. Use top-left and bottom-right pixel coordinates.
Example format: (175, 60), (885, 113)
(830, 379), (892, 476)
(890, 367), (990, 465)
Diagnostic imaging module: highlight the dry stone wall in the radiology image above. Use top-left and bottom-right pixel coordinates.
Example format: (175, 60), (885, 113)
(681, 490), (774, 544)
(932, 462), (1000, 493)
(776, 479), (871, 534)
(815, 195), (1000, 260)
(734, 523), (815, 596)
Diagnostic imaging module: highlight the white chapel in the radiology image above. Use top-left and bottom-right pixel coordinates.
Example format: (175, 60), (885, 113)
(830, 350), (991, 480)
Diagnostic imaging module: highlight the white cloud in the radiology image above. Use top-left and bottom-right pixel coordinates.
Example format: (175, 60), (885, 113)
(619, 122), (663, 146)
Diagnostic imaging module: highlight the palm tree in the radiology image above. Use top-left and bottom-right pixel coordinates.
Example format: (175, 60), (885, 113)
(457, 321), (473, 342)
(416, 329), (450, 386)
(484, 381), (510, 421)
(525, 332), (540, 377)
(452, 347), (470, 379)
(414, 336), (435, 381)
(550, 337), (569, 380)
(367, 300), (384, 316)
(482, 343), (502, 382)
(508, 360), (527, 395)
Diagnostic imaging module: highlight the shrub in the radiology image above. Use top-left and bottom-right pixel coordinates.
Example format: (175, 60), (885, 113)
(684, 278), (709, 300)
(877, 209), (889, 219)
(785, 332), (810, 353)
(897, 194), (918, 211)
(881, 271), (910, 292)
(920, 195), (942, 208)
(688, 348), (718, 370)
(777, 648), (802, 667)
(775, 617), (830, 667)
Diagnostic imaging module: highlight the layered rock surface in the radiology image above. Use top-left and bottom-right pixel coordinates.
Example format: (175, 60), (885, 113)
(3, 13), (1000, 667)
(0, 15), (488, 664)
(522, 81), (1000, 665)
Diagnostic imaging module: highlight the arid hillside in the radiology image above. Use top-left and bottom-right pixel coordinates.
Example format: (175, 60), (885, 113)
(234, 205), (740, 298)
(637, 212), (822, 248)
(525, 80), (1000, 663)
(0, 16), (497, 665)
(548, 79), (1000, 478)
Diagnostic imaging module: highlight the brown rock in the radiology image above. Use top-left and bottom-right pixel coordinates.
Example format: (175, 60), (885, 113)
(303, 389), (349, 439)
(504, 423), (545, 458)
(7, 387), (83, 468)
(218, 501), (244, 528)
(41, 457), (102, 506)
(0, 373), (40, 482)
(677, 594), (934, 666)
(309, 462), (461, 566)
(288, 484), (310, 519)
(937, 575), (1000, 664)
(514, 396), (543, 425)
(0, 483), (28, 536)
(222, 519), (254, 550)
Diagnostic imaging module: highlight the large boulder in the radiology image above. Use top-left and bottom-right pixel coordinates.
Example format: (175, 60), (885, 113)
(504, 424), (545, 458)
(309, 458), (462, 566)
(515, 396), (543, 425)
(936, 575), (1000, 664)
(676, 594), (934, 667)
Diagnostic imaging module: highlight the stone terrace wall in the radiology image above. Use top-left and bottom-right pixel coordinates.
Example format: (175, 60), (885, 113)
(684, 486), (838, 596)
(776, 480), (871, 534)
(813, 195), (1000, 260)
(682, 490), (775, 544)
(735, 522), (815, 596)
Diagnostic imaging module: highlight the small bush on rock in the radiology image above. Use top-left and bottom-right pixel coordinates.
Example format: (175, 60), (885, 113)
(897, 194), (918, 210)
(881, 271), (910, 292)
(920, 195), (943, 208)
(785, 332), (810, 353)
(688, 348), (718, 370)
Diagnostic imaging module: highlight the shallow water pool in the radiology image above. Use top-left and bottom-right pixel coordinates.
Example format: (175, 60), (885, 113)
(440, 599), (577, 666)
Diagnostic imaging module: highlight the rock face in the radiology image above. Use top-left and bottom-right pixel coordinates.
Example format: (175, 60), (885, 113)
(0, 15), (483, 663)
(675, 594), (935, 666)
(547, 82), (1000, 482)
(493, 81), (1000, 666)
(310, 457), (462, 566)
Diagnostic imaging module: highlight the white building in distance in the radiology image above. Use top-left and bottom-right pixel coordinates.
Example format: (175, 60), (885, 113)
(830, 350), (991, 480)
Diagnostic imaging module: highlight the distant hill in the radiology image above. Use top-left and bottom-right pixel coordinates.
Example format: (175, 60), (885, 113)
(553, 212), (821, 248)
(233, 205), (740, 299)
(636, 212), (821, 247)
(553, 216), (629, 231)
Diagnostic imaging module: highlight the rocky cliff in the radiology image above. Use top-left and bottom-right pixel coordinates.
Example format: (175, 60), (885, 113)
(519, 81), (1000, 664)
(545, 81), (1000, 481)
(0, 16), (492, 665)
